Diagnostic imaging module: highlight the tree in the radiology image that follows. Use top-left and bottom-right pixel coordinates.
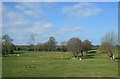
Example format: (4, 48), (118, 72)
(16, 46), (21, 51)
(83, 39), (92, 55)
(34, 43), (42, 51)
(66, 38), (83, 58)
(8, 43), (16, 53)
(60, 41), (67, 52)
(28, 34), (36, 51)
(99, 31), (117, 59)
(42, 43), (48, 51)
(29, 34), (35, 45)
(46, 37), (57, 51)
(2, 34), (14, 56)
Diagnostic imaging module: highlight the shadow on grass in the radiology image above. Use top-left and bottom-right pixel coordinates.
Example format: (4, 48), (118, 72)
(88, 51), (97, 53)
(115, 57), (120, 60)
(77, 51), (97, 59)
(79, 55), (94, 59)
(86, 55), (95, 56)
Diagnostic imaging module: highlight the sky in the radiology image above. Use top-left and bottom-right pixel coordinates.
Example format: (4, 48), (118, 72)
(2, 2), (118, 45)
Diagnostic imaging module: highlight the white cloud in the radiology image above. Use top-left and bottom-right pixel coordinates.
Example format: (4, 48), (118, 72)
(62, 3), (101, 17)
(2, 3), (85, 45)
(15, 3), (43, 18)
(61, 26), (83, 33)
(2, 3), (55, 43)
(6, 22), (84, 44)
(3, 11), (29, 27)
(2, 5), (29, 28)
(15, 5), (25, 10)
(27, 22), (53, 34)
(7, 21), (53, 35)
(6, 21), (55, 44)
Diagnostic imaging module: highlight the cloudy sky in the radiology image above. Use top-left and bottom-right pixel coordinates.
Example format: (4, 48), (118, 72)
(2, 2), (118, 45)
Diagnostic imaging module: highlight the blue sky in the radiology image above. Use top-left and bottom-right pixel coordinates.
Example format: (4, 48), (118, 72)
(2, 2), (118, 45)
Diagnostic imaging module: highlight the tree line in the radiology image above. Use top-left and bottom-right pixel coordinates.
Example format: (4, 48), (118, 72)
(1, 31), (118, 59)
(1, 34), (93, 56)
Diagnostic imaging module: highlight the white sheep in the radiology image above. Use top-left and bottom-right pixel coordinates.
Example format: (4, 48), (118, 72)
(65, 56), (66, 59)
(113, 55), (115, 59)
(17, 54), (20, 56)
(79, 58), (82, 60)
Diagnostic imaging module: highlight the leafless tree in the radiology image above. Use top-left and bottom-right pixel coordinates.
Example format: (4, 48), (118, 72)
(34, 43), (41, 51)
(99, 31), (117, 59)
(28, 33), (36, 51)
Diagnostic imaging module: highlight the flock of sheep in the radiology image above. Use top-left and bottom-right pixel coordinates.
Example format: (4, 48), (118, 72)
(60, 56), (82, 60)
(9, 54), (20, 57)
(8, 54), (82, 60)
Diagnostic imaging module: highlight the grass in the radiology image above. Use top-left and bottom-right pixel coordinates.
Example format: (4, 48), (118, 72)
(2, 50), (118, 77)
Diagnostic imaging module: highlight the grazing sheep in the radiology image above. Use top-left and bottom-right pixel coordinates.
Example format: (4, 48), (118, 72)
(25, 66), (28, 69)
(67, 56), (70, 59)
(61, 56), (70, 60)
(17, 54), (20, 56)
(65, 56), (66, 59)
(113, 55), (115, 59)
(79, 58), (81, 60)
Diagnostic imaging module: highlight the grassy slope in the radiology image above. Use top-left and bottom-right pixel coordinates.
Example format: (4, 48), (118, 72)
(2, 50), (118, 77)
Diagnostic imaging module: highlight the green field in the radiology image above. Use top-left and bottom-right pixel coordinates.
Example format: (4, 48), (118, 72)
(2, 50), (118, 77)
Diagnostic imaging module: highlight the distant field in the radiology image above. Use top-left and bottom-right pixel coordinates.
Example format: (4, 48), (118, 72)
(2, 50), (118, 77)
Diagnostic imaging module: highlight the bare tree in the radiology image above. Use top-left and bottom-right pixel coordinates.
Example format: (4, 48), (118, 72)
(28, 33), (36, 51)
(99, 31), (117, 59)
(29, 34), (35, 46)
(66, 38), (83, 58)
(34, 43), (42, 51)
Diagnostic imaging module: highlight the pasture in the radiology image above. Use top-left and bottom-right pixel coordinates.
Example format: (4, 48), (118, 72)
(2, 50), (118, 77)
